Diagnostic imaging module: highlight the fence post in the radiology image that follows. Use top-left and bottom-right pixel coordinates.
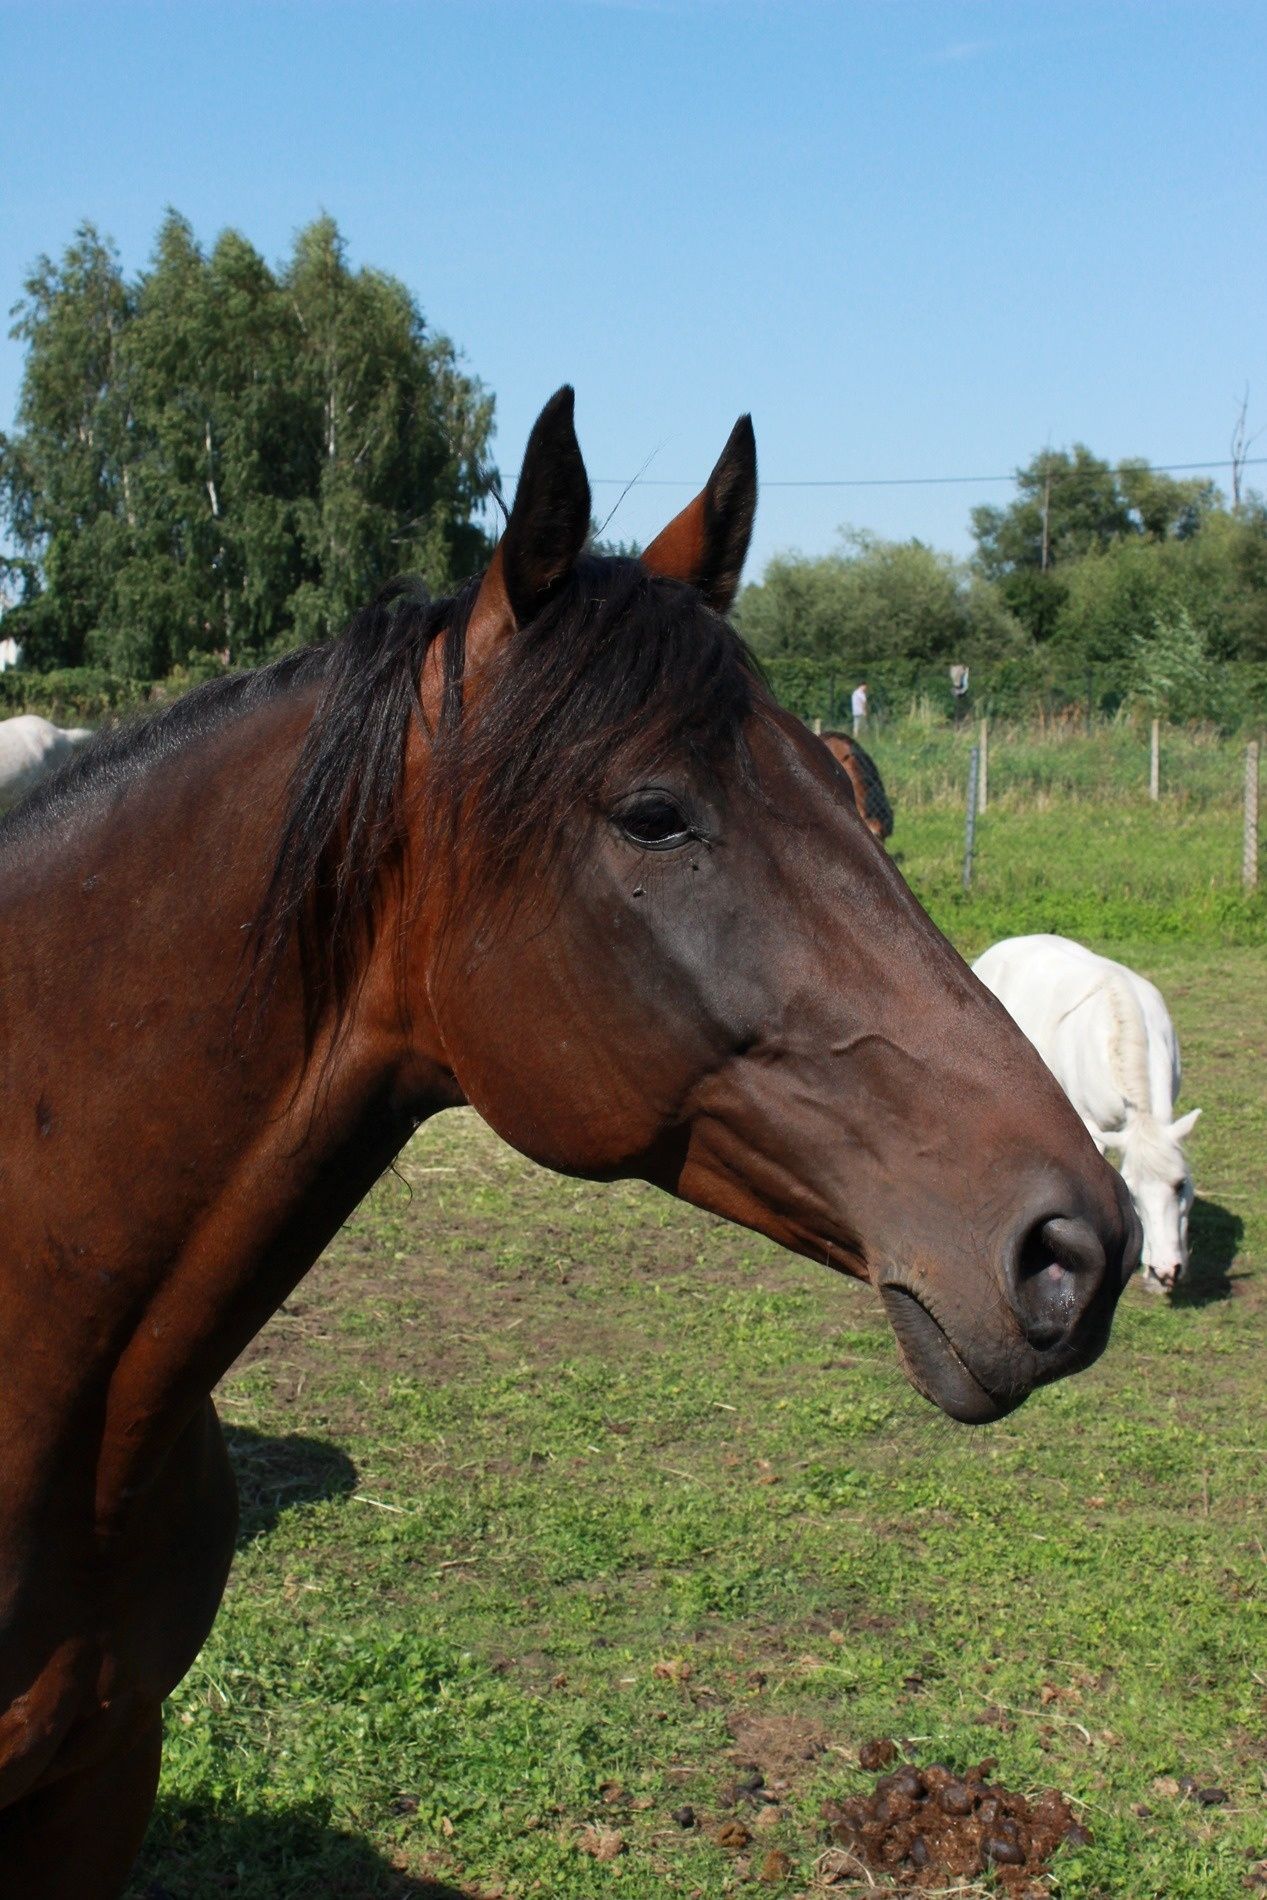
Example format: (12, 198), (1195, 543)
(1149, 718), (1160, 801)
(978, 719), (989, 814)
(963, 745), (980, 890)
(812, 716), (822, 736)
(1245, 741), (1260, 892)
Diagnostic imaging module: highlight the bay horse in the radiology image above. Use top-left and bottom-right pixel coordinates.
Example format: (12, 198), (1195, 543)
(0, 389), (1137, 1895)
(818, 728), (894, 842)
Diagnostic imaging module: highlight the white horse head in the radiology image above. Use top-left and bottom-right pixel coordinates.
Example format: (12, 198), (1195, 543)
(1089, 1109), (1200, 1294)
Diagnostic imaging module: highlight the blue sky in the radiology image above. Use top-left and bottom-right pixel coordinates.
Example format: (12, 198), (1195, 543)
(2, 0), (1265, 572)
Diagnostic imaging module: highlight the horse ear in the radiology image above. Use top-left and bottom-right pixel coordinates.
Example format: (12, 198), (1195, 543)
(642, 415), (757, 614)
(1170, 1107), (1201, 1144)
(466, 386), (591, 670)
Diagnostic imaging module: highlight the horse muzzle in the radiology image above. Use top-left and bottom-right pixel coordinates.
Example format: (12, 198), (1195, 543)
(879, 1284), (1017, 1424)
(878, 1197), (1140, 1425)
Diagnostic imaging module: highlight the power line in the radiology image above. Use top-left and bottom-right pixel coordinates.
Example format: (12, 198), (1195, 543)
(505, 454), (1267, 492)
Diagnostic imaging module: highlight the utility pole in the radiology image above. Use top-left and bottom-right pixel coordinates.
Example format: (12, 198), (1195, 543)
(1230, 387), (1259, 514)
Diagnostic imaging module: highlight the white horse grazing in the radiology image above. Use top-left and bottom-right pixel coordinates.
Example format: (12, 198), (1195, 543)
(972, 934), (1200, 1295)
(0, 713), (93, 802)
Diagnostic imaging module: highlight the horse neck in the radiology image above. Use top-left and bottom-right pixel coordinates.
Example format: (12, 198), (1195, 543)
(0, 685), (457, 1532)
(1102, 970), (1152, 1119)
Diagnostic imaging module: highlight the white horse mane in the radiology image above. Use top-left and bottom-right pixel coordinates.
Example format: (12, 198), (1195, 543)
(1102, 968), (1151, 1118)
(1096, 971), (1190, 1177)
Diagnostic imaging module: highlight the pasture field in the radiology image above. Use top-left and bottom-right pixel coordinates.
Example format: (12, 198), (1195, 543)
(124, 766), (1265, 1900)
(863, 715), (1254, 814)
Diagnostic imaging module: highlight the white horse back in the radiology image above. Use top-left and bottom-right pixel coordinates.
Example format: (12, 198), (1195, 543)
(971, 934), (1180, 1136)
(0, 714), (92, 798)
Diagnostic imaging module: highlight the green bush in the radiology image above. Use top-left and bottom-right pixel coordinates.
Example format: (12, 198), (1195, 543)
(0, 666), (148, 724)
(760, 653), (1267, 731)
(0, 658), (243, 728)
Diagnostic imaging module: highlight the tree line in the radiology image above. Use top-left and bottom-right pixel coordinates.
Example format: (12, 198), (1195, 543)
(0, 213), (493, 679)
(737, 446), (1267, 725)
(2, 213), (1265, 727)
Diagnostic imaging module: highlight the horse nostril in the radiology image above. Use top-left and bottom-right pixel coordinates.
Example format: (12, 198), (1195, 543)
(1010, 1215), (1107, 1352)
(1022, 1265), (1073, 1350)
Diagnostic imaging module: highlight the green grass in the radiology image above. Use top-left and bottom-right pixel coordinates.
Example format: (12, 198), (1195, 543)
(878, 715), (1264, 945)
(127, 797), (1266, 1900)
(905, 805), (1264, 950)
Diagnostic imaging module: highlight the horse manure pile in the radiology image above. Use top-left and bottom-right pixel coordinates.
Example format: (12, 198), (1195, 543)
(821, 1742), (1091, 1893)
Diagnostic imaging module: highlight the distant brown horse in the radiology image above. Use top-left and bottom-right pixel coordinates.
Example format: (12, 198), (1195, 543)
(0, 390), (1137, 1895)
(819, 728), (894, 842)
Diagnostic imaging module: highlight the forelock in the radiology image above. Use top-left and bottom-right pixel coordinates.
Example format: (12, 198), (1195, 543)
(430, 555), (762, 893)
(1122, 1116), (1189, 1183)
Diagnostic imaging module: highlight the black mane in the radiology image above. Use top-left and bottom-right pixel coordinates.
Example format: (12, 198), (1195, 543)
(4, 557), (762, 1044)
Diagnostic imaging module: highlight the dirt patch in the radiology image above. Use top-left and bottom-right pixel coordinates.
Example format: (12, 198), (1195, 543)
(726, 1709), (830, 1786)
(226, 1157), (692, 1415)
(821, 1746), (1089, 1894)
(221, 1110), (879, 1450)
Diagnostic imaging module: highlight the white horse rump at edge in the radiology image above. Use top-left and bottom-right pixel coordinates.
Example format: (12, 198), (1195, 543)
(972, 933), (1201, 1295)
(0, 714), (93, 802)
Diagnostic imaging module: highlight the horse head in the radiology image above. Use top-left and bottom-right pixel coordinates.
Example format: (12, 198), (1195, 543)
(407, 389), (1140, 1423)
(1109, 1108), (1201, 1294)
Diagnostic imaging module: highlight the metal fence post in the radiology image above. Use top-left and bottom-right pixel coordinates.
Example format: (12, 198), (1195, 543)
(978, 718), (989, 814)
(1150, 718), (1160, 801)
(963, 745), (980, 890)
(1245, 741), (1260, 892)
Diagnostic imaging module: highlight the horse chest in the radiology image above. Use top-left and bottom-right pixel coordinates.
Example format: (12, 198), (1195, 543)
(0, 1401), (237, 1805)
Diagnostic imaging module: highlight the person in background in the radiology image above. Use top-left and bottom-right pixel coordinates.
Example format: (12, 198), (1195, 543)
(851, 680), (868, 735)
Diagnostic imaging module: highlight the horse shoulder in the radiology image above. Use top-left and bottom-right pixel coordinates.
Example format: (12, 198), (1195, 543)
(974, 937), (1082, 1053)
(973, 937), (1124, 1127)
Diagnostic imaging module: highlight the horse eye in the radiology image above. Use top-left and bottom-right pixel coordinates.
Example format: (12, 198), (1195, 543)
(614, 794), (692, 849)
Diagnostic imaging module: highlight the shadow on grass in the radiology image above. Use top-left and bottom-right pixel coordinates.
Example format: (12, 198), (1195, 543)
(1171, 1196), (1245, 1308)
(127, 1801), (476, 1899)
(223, 1424), (358, 1545)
